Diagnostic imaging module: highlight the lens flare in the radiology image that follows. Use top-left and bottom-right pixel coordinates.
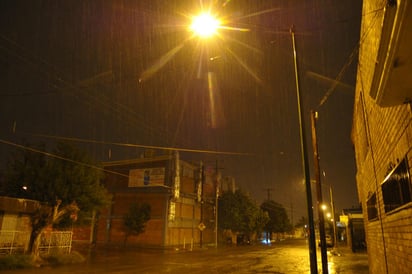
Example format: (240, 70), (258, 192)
(190, 13), (220, 38)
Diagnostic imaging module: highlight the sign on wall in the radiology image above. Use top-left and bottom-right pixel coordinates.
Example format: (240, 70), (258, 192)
(128, 168), (165, 187)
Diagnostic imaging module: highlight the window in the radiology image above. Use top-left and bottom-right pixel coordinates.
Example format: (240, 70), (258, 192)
(381, 157), (412, 213)
(367, 193), (378, 220)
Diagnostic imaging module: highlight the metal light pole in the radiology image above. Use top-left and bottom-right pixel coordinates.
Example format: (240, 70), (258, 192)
(290, 26), (318, 274)
(190, 14), (220, 249)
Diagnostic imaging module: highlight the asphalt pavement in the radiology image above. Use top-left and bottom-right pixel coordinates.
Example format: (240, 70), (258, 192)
(1, 238), (368, 274)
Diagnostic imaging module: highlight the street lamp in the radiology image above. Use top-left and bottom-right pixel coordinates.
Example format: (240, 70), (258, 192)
(190, 15), (318, 272)
(190, 12), (221, 249)
(291, 26), (318, 274)
(190, 13), (221, 38)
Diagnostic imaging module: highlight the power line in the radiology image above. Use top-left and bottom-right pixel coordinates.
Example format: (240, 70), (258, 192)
(316, 5), (384, 109)
(0, 138), (128, 179)
(28, 133), (253, 156)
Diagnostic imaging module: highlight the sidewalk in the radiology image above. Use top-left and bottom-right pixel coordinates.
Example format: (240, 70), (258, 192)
(325, 246), (369, 273)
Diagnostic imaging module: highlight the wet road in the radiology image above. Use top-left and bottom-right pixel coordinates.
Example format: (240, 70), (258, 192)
(2, 239), (368, 274)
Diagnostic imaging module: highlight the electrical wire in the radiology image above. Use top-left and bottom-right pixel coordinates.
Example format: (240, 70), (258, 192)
(28, 133), (253, 156)
(316, 5), (385, 109)
(0, 138), (128, 179)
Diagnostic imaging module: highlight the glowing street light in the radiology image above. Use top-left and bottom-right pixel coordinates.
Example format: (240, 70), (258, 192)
(188, 15), (318, 272)
(190, 13), (221, 38)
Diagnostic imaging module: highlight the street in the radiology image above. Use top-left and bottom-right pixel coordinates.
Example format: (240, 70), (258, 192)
(2, 239), (368, 274)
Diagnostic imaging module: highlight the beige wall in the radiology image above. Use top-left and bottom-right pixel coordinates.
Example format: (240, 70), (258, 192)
(353, 0), (412, 272)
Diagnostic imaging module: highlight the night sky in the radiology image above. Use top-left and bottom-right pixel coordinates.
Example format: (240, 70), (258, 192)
(0, 0), (362, 221)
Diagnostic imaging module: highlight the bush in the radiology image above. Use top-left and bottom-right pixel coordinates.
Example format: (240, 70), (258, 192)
(40, 251), (85, 266)
(0, 254), (34, 270)
(0, 251), (86, 270)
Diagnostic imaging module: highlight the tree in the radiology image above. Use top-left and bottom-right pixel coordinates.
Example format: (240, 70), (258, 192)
(123, 203), (151, 245)
(295, 216), (308, 228)
(253, 208), (270, 238)
(4, 142), (111, 253)
(260, 200), (292, 241)
(218, 189), (268, 241)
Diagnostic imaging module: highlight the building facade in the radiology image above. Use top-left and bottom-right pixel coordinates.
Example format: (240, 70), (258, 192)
(96, 152), (218, 247)
(339, 208), (365, 252)
(352, 0), (412, 272)
(0, 196), (40, 253)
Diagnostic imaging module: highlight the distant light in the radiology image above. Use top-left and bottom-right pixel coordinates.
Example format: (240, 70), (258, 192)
(190, 13), (220, 38)
(261, 238), (272, 245)
(22, 186), (28, 190)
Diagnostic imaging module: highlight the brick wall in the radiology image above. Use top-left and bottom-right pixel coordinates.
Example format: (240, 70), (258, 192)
(96, 192), (168, 246)
(353, 0), (412, 272)
(96, 156), (209, 247)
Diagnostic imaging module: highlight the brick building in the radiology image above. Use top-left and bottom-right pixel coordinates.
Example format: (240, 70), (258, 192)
(339, 208), (365, 252)
(352, 0), (412, 272)
(95, 151), (218, 247)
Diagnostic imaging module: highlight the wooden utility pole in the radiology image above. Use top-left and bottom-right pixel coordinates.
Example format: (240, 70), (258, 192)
(311, 110), (328, 274)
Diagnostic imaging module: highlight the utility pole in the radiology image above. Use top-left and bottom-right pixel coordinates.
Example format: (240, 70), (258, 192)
(215, 160), (221, 248)
(330, 185), (338, 253)
(264, 188), (274, 200)
(311, 110), (328, 274)
(199, 162), (204, 248)
(290, 201), (294, 238)
(291, 26), (318, 274)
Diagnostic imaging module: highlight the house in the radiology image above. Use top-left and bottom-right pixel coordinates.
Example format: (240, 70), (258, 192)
(352, 0), (412, 272)
(95, 151), (218, 247)
(0, 196), (40, 253)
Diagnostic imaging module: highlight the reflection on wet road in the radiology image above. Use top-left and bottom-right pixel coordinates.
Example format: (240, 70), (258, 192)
(2, 239), (368, 274)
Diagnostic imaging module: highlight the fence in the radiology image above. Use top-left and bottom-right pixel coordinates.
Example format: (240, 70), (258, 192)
(38, 231), (73, 254)
(0, 230), (73, 255)
(0, 230), (30, 254)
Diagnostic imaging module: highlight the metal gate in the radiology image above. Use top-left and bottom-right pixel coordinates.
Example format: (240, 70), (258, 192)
(0, 230), (30, 254)
(38, 231), (73, 254)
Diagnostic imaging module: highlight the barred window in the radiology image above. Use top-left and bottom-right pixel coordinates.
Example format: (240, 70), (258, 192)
(381, 157), (412, 213)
